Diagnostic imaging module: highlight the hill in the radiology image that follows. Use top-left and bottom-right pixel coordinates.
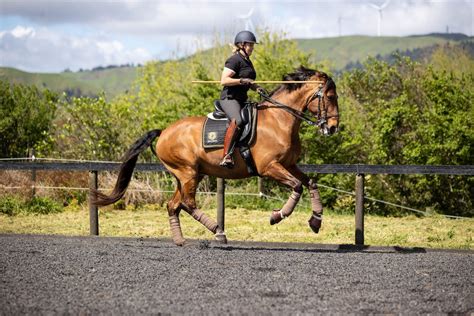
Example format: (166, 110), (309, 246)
(1, 34), (472, 97)
(296, 33), (473, 70)
(0, 66), (139, 98)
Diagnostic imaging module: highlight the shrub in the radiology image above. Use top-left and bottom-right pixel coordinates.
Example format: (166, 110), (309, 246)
(0, 196), (23, 216)
(26, 197), (63, 215)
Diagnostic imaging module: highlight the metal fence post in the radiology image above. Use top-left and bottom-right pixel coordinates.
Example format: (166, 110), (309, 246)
(30, 149), (36, 198)
(31, 166), (36, 199)
(355, 174), (365, 246)
(216, 178), (227, 242)
(89, 170), (99, 236)
(258, 177), (265, 197)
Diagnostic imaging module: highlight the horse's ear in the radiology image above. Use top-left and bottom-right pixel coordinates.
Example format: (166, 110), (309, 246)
(298, 65), (310, 72)
(283, 72), (299, 81)
(298, 65), (317, 78)
(319, 71), (328, 79)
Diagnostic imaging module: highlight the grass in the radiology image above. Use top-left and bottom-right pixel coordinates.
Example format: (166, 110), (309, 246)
(0, 204), (472, 250)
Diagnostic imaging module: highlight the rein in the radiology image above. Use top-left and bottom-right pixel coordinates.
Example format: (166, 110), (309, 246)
(258, 93), (321, 127)
(258, 82), (335, 128)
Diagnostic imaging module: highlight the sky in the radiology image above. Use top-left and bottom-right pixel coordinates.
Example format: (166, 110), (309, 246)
(0, 0), (472, 73)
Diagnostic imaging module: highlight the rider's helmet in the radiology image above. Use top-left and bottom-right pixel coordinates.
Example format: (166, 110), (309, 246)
(234, 31), (258, 45)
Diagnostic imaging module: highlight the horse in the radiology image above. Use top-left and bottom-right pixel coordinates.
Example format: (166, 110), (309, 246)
(92, 66), (339, 246)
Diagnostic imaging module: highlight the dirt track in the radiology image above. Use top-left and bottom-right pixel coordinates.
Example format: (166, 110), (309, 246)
(1, 234), (473, 315)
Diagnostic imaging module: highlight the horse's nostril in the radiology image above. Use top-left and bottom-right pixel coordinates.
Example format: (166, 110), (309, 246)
(329, 126), (337, 135)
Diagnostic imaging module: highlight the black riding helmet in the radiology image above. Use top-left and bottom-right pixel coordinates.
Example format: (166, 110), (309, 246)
(234, 30), (258, 45)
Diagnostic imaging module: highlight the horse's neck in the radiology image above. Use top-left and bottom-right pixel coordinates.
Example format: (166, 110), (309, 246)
(274, 89), (307, 112)
(260, 90), (305, 135)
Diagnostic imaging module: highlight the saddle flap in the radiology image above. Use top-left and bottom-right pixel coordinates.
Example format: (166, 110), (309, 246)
(202, 102), (258, 149)
(240, 106), (250, 124)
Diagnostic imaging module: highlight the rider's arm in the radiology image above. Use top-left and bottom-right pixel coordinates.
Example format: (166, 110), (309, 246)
(220, 67), (241, 86)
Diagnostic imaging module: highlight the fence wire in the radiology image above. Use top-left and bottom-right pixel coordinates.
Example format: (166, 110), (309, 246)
(1, 183), (470, 220)
(0, 157), (472, 220)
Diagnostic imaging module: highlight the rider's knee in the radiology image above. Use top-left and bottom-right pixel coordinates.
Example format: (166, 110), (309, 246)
(235, 116), (244, 127)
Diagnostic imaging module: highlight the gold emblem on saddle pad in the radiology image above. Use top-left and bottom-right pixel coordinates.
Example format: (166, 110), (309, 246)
(208, 132), (217, 142)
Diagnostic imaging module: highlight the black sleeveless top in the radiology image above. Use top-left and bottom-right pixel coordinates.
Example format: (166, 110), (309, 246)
(220, 52), (257, 103)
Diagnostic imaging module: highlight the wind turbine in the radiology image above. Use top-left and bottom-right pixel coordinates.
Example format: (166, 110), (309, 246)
(369, 0), (391, 36)
(237, 8), (255, 32)
(338, 14), (343, 37)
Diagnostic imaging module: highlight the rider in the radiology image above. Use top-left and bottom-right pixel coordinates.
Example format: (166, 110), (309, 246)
(219, 30), (266, 168)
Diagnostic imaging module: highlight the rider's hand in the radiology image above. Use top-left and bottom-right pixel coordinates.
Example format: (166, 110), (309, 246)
(240, 78), (254, 85)
(256, 86), (268, 96)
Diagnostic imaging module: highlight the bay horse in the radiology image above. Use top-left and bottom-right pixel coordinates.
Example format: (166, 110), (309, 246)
(92, 66), (339, 246)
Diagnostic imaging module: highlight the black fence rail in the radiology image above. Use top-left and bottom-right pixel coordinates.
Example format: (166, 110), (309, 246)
(1, 161), (473, 245)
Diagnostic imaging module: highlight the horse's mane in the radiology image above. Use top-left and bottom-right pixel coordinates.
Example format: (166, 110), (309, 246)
(269, 66), (333, 96)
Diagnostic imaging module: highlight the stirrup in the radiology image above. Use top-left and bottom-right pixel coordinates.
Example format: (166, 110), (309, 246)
(219, 154), (234, 169)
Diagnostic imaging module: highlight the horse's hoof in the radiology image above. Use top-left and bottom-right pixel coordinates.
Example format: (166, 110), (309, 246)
(173, 238), (186, 246)
(270, 210), (283, 225)
(308, 215), (322, 234)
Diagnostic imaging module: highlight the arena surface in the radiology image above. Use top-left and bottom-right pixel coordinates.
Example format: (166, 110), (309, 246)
(1, 234), (472, 315)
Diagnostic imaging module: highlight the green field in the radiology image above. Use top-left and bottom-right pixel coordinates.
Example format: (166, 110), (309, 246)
(1, 205), (472, 250)
(296, 34), (462, 70)
(0, 66), (139, 99)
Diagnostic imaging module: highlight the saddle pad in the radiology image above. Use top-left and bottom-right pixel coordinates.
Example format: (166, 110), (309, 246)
(202, 118), (228, 148)
(202, 103), (258, 149)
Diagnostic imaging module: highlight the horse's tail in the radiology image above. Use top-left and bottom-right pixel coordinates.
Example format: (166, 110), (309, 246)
(91, 129), (161, 206)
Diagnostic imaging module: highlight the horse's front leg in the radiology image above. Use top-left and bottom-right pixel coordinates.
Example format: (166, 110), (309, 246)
(287, 165), (324, 234)
(261, 162), (303, 225)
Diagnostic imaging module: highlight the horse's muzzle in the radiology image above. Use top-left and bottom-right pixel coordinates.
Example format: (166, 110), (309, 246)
(321, 124), (339, 136)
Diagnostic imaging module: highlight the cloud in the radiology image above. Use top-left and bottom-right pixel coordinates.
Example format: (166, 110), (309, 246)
(2, 0), (471, 38)
(263, 0), (472, 37)
(0, 0), (262, 35)
(0, 0), (472, 72)
(0, 26), (153, 72)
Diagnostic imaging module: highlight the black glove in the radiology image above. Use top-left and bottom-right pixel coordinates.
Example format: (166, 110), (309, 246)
(240, 78), (254, 85)
(256, 86), (269, 96)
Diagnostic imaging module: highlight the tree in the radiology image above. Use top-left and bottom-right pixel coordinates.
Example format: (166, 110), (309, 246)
(340, 52), (473, 216)
(0, 81), (58, 158)
(52, 94), (123, 160)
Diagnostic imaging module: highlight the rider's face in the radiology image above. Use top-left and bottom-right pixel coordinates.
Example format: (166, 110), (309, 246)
(242, 42), (255, 56)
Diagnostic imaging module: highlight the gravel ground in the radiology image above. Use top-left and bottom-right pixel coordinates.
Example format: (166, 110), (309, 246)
(0, 234), (473, 315)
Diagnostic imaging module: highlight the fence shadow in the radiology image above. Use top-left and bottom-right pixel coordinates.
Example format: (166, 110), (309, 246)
(197, 240), (428, 254)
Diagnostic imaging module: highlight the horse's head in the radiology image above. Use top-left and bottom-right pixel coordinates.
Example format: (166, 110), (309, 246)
(276, 66), (339, 136)
(305, 70), (339, 136)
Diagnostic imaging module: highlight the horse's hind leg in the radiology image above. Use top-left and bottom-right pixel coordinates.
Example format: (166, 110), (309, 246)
(167, 187), (185, 246)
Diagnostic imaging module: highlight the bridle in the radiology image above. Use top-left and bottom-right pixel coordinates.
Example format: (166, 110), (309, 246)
(258, 79), (339, 134)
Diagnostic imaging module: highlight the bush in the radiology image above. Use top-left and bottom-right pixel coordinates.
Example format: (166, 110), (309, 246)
(338, 51), (473, 216)
(0, 81), (58, 158)
(26, 197), (63, 215)
(0, 196), (63, 216)
(0, 196), (23, 216)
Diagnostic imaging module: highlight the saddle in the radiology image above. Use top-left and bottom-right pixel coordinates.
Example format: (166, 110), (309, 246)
(202, 100), (258, 175)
